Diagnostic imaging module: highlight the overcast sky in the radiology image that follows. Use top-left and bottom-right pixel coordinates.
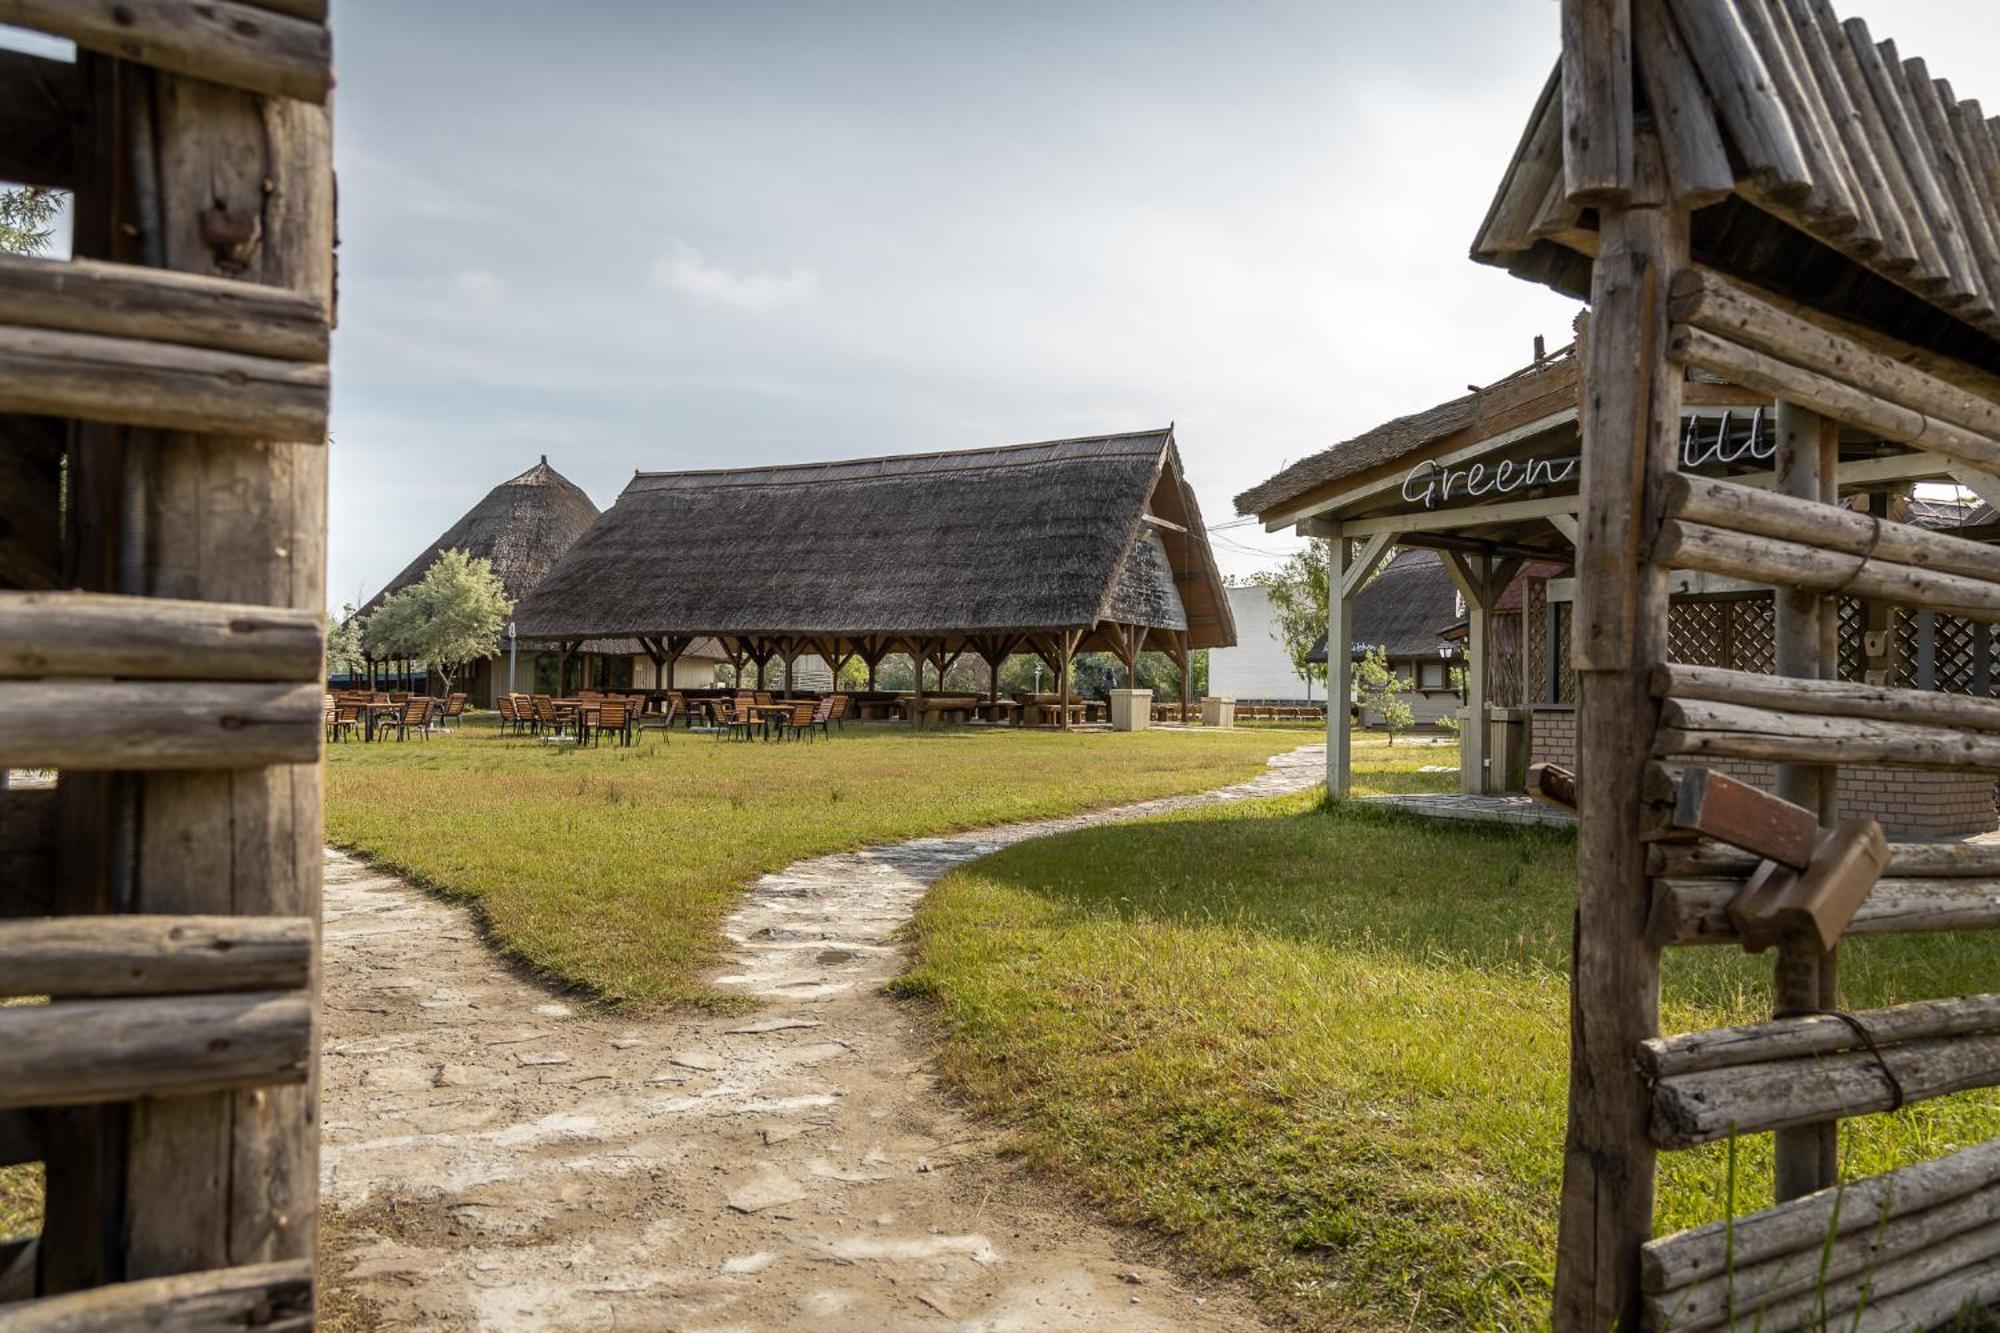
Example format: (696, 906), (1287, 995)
(13, 5), (2000, 608)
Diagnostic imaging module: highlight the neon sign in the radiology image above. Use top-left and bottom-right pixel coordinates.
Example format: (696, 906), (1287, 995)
(1399, 409), (1775, 511)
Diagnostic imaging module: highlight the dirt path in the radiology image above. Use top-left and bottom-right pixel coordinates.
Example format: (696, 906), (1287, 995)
(321, 744), (1323, 1331)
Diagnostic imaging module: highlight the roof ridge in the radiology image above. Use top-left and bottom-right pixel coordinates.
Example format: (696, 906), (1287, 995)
(629, 428), (1173, 484)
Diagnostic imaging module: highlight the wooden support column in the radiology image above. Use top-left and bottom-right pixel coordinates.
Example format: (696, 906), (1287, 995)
(1553, 127), (1682, 1333)
(117, 68), (332, 1284)
(1324, 525), (1353, 795)
(1173, 630), (1192, 722)
(1771, 399), (1840, 1200)
(1444, 554), (1493, 795)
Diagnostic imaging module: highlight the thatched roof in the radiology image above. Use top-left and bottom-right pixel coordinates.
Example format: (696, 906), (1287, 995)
(1236, 351), (1579, 522)
(360, 457), (600, 615)
(513, 430), (1236, 650)
(1305, 548), (1460, 663)
(1475, 3), (2000, 370)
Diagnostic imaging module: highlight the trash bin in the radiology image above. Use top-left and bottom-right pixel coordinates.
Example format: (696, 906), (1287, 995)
(1109, 688), (1152, 731)
(1488, 706), (1528, 794)
(1201, 696), (1236, 729)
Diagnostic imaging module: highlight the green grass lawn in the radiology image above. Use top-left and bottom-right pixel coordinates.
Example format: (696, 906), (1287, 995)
(324, 717), (1306, 1007)
(898, 746), (2000, 1330)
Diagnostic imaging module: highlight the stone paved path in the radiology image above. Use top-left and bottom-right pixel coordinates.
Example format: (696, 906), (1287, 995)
(320, 744), (1323, 1331)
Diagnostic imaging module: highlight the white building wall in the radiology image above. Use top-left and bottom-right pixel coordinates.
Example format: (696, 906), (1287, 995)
(1208, 585), (1317, 703)
(632, 655), (730, 690)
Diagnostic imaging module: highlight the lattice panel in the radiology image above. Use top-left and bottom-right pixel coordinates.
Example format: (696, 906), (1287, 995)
(1729, 598), (1775, 676)
(1668, 601), (1727, 667)
(1527, 578), (1549, 704)
(1555, 602), (1577, 705)
(1894, 607), (1919, 690)
(1934, 615), (1979, 695)
(1837, 597), (1866, 683)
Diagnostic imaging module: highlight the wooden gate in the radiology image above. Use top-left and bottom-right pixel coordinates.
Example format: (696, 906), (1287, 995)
(0, 1), (333, 1324)
(1478, 0), (2000, 1329)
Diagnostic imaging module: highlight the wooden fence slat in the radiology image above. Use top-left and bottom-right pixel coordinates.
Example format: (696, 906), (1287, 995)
(0, 325), (327, 441)
(0, 254), (328, 362)
(1656, 518), (2000, 619)
(0, 991), (310, 1110)
(1650, 1030), (2000, 1148)
(1641, 993), (2000, 1078)
(0, 681), (322, 771)
(1658, 695), (2000, 770)
(1657, 661), (2000, 732)
(0, 1258), (312, 1332)
(0, 0), (330, 104)
(0, 915), (312, 998)
(1651, 875), (2000, 945)
(0, 591), (323, 682)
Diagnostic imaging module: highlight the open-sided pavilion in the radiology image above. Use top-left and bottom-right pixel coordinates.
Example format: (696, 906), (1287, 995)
(510, 429), (1237, 725)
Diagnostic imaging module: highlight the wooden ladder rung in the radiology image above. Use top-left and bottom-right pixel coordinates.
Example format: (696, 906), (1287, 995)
(1641, 1139), (2000, 1333)
(1656, 696), (2000, 771)
(0, 914), (312, 999)
(0, 0), (331, 104)
(0, 325), (327, 442)
(0, 590), (323, 683)
(0, 680), (322, 771)
(0, 1258), (312, 1332)
(0, 990), (310, 1110)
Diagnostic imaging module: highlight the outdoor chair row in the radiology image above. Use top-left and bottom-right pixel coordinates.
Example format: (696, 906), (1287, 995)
(325, 692), (466, 742)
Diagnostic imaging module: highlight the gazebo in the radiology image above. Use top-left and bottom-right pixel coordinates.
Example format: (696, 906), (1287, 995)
(510, 429), (1236, 724)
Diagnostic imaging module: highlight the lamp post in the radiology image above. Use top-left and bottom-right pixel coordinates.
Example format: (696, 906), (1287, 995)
(507, 620), (517, 696)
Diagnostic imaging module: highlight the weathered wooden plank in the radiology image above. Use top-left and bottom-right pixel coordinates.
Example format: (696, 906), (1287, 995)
(1784, 0), (1915, 269)
(1850, 1252), (2000, 1333)
(0, 1258), (312, 1331)
(1671, 324), (2000, 469)
(0, 47), (83, 191)
(1666, 0), (1811, 197)
(1651, 875), (2000, 945)
(1669, 765), (1818, 867)
(1642, 993), (2000, 1078)
(1634, 0), (1734, 207)
(1738, 0), (1859, 234)
(1659, 695), (2000, 770)
(0, 0), (330, 104)
(0, 914), (312, 998)
(0, 681), (322, 771)
(0, 591), (323, 682)
(1657, 519), (2000, 620)
(0, 991), (309, 1110)
(1560, 0), (1634, 204)
(0, 785), (57, 919)
(1652, 1031), (2000, 1147)
(1669, 269), (2000, 441)
(0, 254), (328, 362)
(0, 325), (327, 441)
(1658, 661), (2000, 733)
(1654, 839), (2000, 879)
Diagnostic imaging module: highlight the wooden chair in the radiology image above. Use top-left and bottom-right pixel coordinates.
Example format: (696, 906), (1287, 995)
(775, 700), (817, 741)
(591, 700), (629, 747)
(712, 699), (755, 742)
(666, 691), (687, 728)
(808, 695), (835, 739)
(378, 697), (430, 742)
(440, 692), (467, 733)
(638, 694), (677, 742)
(827, 693), (849, 731)
(323, 698), (359, 744)
(532, 694), (563, 738)
(754, 691), (774, 708)
(498, 694), (522, 734)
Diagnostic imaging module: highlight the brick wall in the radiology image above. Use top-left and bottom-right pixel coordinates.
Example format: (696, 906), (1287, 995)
(1526, 705), (1997, 839)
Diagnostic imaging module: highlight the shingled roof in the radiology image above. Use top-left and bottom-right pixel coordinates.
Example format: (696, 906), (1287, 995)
(512, 430), (1235, 650)
(360, 457), (600, 616)
(1474, 1), (2000, 369)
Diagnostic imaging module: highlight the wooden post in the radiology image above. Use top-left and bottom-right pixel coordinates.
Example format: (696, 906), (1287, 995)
(1059, 629), (1075, 731)
(1444, 554), (1494, 795)
(1553, 128), (1682, 1333)
(1325, 527), (1353, 796)
(1174, 630), (1192, 723)
(1772, 399), (1840, 1200)
(118, 69), (332, 1284)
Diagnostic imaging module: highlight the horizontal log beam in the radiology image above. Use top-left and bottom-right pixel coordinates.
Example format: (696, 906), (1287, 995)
(1646, 1181), (2000, 1332)
(1643, 1138), (2000, 1292)
(0, 254), (328, 362)
(1670, 268), (2000, 442)
(1658, 696), (2000, 770)
(0, 991), (309, 1110)
(0, 914), (312, 998)
(0, 326), (327, 441)
(0, 1259), (312, 1331)
(1651, 876), (2000, 945)
(1657, 518), (2000, 618)
(1657, 661), (2000, 733)
(0, 0), (330, 103)
(1662, 471), (2000, 585)
(1671, 324), (2000, 471)
(0, 591), (323, 682)
(1652, 839), (2000, 879)
(0, 681), (322, 770)
(1650, 1031), (2000, 1148)
(0, 48), (83, 190)
(1641, 993), (2000, 1079)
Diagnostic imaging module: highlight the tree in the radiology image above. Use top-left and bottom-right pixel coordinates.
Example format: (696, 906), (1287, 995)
(1254, 542), (1331, 686)
(325, 602), (366, 680)
(0, 187), (62, 256)
(360, 550), (511, 696)
(1354, 647), (1414, 745)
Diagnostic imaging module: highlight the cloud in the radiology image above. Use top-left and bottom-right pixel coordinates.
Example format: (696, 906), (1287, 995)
(454, 270), (502, 305)
(649, 243), (817, 312)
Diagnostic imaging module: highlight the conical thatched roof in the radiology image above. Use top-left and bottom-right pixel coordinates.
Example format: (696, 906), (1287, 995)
(512, 430), (1236, 650)
(360, 457), (600, 616)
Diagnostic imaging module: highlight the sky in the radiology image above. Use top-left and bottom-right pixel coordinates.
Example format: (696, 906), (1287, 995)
(11, 3), (2000, 610)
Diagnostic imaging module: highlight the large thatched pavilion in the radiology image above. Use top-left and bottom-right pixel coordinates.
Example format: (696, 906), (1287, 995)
(511, 429), (1236, 722)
